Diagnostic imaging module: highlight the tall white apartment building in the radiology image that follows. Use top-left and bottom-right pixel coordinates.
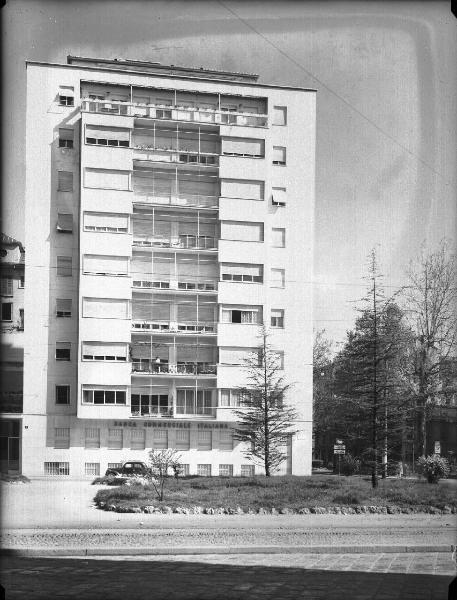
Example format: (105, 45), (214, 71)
(23, 56), (315, 478)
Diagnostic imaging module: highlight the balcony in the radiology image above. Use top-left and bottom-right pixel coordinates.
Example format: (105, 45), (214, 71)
(81, 99), (268, 127)
(133, 190), (219, 210)
(133, 147), (219, 167)
(131, 320), (217, 334)
(132, 278), (218, 292)
(130, 407), (174, 418)
(131, 361), (217, 375)
(133, 234), (217, 251)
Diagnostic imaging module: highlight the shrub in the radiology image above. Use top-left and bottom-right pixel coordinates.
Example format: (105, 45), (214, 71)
(340, 454), (361, 476)
(416, 454), (450, 483)
(312, 459), (324, 469)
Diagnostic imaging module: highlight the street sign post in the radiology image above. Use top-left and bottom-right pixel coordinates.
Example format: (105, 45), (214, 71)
(333, 442), (346, 475)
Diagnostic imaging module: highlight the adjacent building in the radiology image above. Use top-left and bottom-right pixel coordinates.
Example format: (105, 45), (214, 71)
(23, 56), (316, 478)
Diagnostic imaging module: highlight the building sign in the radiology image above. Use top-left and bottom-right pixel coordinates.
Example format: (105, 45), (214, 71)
(434, 441), (441, 455)
(113, 421), (229, 429)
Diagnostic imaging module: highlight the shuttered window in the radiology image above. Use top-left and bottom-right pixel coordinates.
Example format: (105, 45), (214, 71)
(55, 342), (71, 361)
(272, 146), (286, 165)
(54, 428), (70, 449)
(220, 179), (264, 200)
(59, 86), (74, 106)
(85, 125), (130, 147)
(131, 429), (145, 450)
(84, 212), (129, 232)
(82, 298), (130, 319)
(219, 430), (233, 451)
(57, 213), (73, 232)
(56, 298), (72, 317)
(108, 429), (123, 450)
(84, 168), (130, 190)
(271, 309), (285, 328)
(59, 128), (74, 148)
(221, 263), (263, 283)
(219, 347), (258, 365)
(221, 306), (261, 324)
(82, 342), (128, 361)
(57, 256), (72, 277)
(153, 429), (168, 449)
(83, 255), (129, 276)
(58, 171), (73, 192)
(273, 106), (287, 126)
(270, 268), (285, 288)
(0, 278), (13, 296)
(197, 430), (212, 451)
(222, 137), (264, 157)
(221, 221), (263, 242)
(85, 428), (100, 449)
(175, 429), (190, 450)
(272, 187), (286, 206)
(271, 228), (285, 247)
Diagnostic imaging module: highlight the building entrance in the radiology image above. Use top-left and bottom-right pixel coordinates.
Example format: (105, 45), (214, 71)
(0, 419), (21, 473)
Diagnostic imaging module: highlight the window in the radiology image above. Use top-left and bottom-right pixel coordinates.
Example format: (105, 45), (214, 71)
(270, 268), (285, 288)
(56, 385), (70, 405)
(85, 125), (130, 147)
(83, 255), (129, 276)
(180, 464), (190, 476)
(59, 128), (74, 148)
(197, 430), (212, 451)
(220, 221), (264, 242)
(0, 278), (13, 296)
(219, 430), (233, 451)
(85, 428), (100, 449)
(273, 106), (287, 126)
(57, 256), (72, 277)
(85, 463), (100, 476)
(58, 86), (74, 106)
(176, 390), (215, 416)
(54, 428), (70, 449)
(272, 146), (286, 165)
(220, 389), (250, 407)
(84, 168), (130, 190)
(131, 394), (170, 416)
(240, 465), (255, 477)
(1, 303), (12, 321)
(18, 274), (24, 288)
(108, 429), (123, 450)
(82, 389), (127, 405)
(219, 348), (259, 366)
(55, 342), (71, 361)
(82, 342), (128, 362)
(19, 309), (24, 330)
(57, 213), (73, 233)
(219, 464), (233, 476)
(271, 228), (285, 248)
(273, 351), (285, 369)
(220, 179), (264, 200)
(44, 462), (69, 475)
(221, 263), (263, 283)
(82, 298), (130, 319)
(84, 212), (129, 233)
(272, 187), (286, 207)
(222, 137), (264, 158)
(175, 429), (190, 451)
(56, 299), (72, 318)
(131, 429), (145, 451)
(57, 171), (73, 192)
(271, 309), (284, 328)
(221, 306), (262, 324)
(197, 464), (211, 477)
(153, 429), (168, 450)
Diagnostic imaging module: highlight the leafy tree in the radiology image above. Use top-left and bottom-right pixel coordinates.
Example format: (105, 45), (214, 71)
(148, 448), (182, 501)
(402, 241), (457, 457)
(233, 328), (298, 476)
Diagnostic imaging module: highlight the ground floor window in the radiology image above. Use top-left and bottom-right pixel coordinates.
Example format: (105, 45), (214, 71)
(175, 429), (190, 450)
(131, 428), (145, 450)
(85, 462), (100, 476)
(180, 464), (190, 476)
(219, 464), (233, 476)
(197, 464), (211, 477)
(54, 427), (70, 449)
(219, 430), (234, 451)
(44, 462), (69, 476)
(153, 429), (168, 449)
(107, 428), (123, 450)
(85, 427), (100, 449)
(197, 430), (212, 451)
(240, 465), (255, 477)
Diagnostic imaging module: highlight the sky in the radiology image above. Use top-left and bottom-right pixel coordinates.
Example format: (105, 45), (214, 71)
(1, 0), (456, 346)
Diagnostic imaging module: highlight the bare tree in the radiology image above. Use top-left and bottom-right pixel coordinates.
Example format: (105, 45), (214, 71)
(233, 328), (298, 476)
(148, 448), (182, 501)
(402, 241), (457, 457)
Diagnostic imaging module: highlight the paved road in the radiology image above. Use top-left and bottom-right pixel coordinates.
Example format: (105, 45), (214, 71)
(1, 553), (455, 599)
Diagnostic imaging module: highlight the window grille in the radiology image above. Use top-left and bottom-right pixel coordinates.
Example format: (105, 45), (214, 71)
(197, 464), (211, 477)
(108, 429), (123, 450)
(175, 429), (190, 450)
(85, 428), (100, 449)
(240, 465), (255, 477)
(44, 462), (69, 475)
(85, 463), (100, 476)
(219, 430), (233, 451)
(153, 429), (168, 449)
(131, 429), (145, 450)
(54, 428), (70, 449)
(219, 464), (233, 476)
(197, 430), (212, 451)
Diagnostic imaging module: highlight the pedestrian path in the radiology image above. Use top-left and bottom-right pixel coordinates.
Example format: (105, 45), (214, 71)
(1, 552), (455, 599)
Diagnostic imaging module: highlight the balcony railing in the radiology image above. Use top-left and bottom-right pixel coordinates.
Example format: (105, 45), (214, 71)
(133, 147), (219, 167)
(132, 361), (217, 375)
(133, 190), (219, 209)
(132, 235), (217, 250)
(132, 320), (216, 334)
(81, 99), (268, 127)
(132, 279), (218, 292)
(176, 406), (217, 417)
(131, 407), (173, 418)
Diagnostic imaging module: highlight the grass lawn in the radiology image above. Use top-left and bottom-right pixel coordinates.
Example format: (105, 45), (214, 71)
(93, 474), (457, 512)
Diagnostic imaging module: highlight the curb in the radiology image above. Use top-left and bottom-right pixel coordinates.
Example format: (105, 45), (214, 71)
(1, 544), (452, 557)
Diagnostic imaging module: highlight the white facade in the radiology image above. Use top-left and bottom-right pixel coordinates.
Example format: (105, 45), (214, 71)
(23, 57), (315, 478)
